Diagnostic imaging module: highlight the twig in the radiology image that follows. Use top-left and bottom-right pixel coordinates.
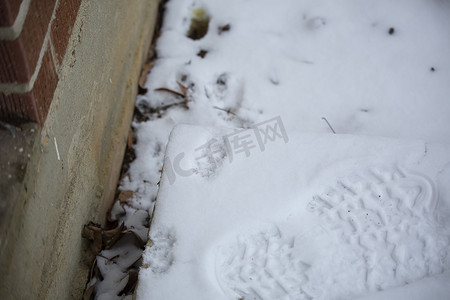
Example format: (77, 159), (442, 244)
(154, 87), (185, 98)
(321, 117), (336, 134)
(89, 257), (97, 282)
(212, 106), (236, 115)
(155, 81), (190, 109)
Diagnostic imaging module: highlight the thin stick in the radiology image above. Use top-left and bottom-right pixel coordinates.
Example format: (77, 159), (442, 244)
(54, 137), (61, 160)
(212, 106), (236, 116)
(89, 257), (97, 282)
(321, 117), (336, 134)
(154, 87), (185, 98)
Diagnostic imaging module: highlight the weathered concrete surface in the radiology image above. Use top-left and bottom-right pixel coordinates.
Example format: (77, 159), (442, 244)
(0, 0), (160, 299)
(0, 122), (39, 234)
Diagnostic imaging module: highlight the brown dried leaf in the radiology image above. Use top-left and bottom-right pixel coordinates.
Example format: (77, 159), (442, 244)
(83, 284), (95, 300)
(118, 190), (134, 205)
(139, 60), (155, 88)
(126, 230), (146, 250)
(82, 222), (101, 235)
(104, 222), (126, 249)
(91, 231), (102, 253)
(82, 225), (93, 240)
(103, 222), (125, 239)
(176, 81), (188, 98)
(83, 258), (98, 300)
(82, 222), (103, 253)
(89, 258), (97, 282)
(118, 270), (139, 296)
(130, 255), (143, 269)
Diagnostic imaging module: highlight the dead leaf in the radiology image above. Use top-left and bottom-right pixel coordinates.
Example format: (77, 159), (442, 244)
(83, 258), (98, 300)
(126, 230), (146, 249)
(129, 255), (143, 269)
(139, 60), (155, 88)
(138, 58), (156, 95)
(82, 222), (103, 253)
(176, 81), (188, 97)
(118, 270), (139, 296)
(104, 222), (126, 249)
(118, 190), (134, 205)
(83, 284), (95, 300)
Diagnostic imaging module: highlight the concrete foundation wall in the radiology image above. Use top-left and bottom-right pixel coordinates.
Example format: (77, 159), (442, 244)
(0, 0), (160, 298)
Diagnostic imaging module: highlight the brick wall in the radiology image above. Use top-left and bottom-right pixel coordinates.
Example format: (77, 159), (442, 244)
(0, 0), (81, 126)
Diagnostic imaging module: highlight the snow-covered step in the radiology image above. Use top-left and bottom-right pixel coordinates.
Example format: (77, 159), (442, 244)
(136, 124), (450, 300)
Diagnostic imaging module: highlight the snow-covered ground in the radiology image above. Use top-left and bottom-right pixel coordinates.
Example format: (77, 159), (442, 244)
(138, 126), (450, 300)
(93, 0), (450, 299)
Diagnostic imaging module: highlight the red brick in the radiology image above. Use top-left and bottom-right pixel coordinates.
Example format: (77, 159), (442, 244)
(0, 40), (30, 83)
(0, 0), (22, 27)
(51, 0), (82, 67)
(0, 47), (58, 125)
(33, 45), (58, 123)
(0, 0), (57, 84)
(0, 92), (36, 124)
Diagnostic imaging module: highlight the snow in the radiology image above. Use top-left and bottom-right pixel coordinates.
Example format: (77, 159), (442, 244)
(137, 127), (450, 299)
(94, 0), (450, 298)
(135, 0), (450, 143)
